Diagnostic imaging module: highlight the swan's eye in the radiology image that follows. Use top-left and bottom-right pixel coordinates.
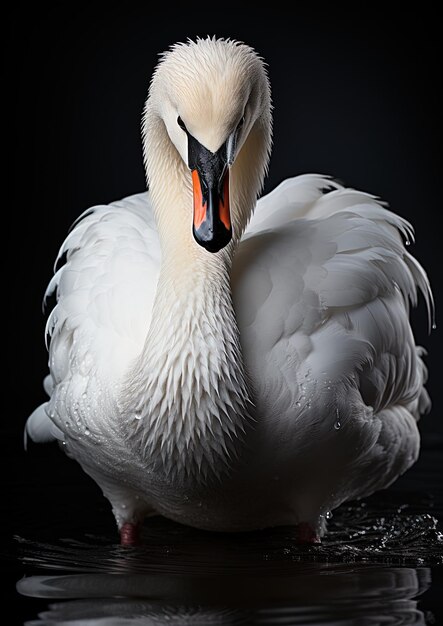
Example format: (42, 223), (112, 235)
(177, 116), (187, 132)
(237, 115), (245, 131)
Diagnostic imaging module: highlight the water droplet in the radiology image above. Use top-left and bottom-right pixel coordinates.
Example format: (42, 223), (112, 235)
(84, 428), (90, 436)
(334, 408), (341, 430)
(134, 411), (143, 420)
(62, 441), (66, 446)
(295, 401), (301, 407)
(432, 322), (437, 330)
(121, 503), (126, 509)
(326, 510), (333, 519)
(405, 239), (411, 246)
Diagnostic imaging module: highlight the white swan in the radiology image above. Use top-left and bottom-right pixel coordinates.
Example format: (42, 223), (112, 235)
(26, 37), (432, 545)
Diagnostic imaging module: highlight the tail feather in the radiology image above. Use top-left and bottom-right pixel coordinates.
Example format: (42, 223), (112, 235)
(24, 403), (63, 450)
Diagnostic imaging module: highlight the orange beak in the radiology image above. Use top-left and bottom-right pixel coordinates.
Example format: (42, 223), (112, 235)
(191, 167), (232, 253)
(188, 137), (233, 253)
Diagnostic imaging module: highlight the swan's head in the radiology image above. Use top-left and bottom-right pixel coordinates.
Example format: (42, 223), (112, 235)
(145, 37), (272, 253)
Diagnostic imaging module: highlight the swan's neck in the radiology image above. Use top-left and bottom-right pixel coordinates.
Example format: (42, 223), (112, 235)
(123, 113), (255, 483)
(127, 257), (252, 482)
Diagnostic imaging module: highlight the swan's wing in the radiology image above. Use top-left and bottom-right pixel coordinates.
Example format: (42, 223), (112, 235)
(31, 192), (161, 440)
(233, 175), (432, 420)
(245, 174), (341, 235)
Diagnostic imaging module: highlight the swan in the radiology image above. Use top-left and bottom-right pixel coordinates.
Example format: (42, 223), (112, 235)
(26, 37), (432, 545)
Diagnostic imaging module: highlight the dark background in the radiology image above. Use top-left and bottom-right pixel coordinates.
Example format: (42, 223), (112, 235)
(5, 6), (442, 623)
(6, 5), (441, 514)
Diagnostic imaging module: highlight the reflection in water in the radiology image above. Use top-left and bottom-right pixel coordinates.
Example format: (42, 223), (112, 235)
(15, 494), (443, 625)
(17, 566), (431, 625)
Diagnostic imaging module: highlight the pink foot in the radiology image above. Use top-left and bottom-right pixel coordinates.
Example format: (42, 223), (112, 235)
(120, 522), (141, 546)
(296, 522), (321, 544)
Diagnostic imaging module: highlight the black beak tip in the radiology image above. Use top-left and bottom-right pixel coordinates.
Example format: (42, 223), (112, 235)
(193, 226), (232, 253)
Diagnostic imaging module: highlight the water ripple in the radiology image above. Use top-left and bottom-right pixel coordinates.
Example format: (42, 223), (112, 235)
(10, 491), (443, 625)
(14, 493), (443, 575)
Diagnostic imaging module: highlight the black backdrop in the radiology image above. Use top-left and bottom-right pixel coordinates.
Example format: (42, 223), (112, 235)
(6, 6), (441, 473)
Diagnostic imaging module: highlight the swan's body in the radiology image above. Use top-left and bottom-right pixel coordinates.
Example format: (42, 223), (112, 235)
(27, 38), (432, 541)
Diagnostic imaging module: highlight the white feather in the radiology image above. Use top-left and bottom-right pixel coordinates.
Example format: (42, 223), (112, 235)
(25, 403), (63, 449)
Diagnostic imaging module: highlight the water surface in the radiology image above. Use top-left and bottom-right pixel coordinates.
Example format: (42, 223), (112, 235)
(6, 444), (443, 624)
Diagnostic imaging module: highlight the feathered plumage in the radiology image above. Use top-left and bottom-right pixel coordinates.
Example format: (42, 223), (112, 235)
(27, 38), (432, 539)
